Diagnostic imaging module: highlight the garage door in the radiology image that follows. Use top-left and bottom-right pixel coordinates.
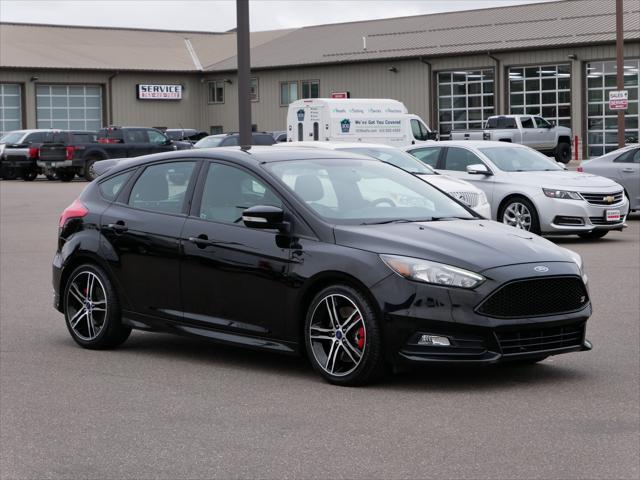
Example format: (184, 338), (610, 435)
(36, 85), (103, 131)
(0, 84), (22, 135)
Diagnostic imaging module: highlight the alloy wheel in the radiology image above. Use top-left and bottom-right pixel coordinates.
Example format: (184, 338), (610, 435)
(503, 202), (532, 231)
(66, 271), (108, 341)
(308, 294), (366, 377)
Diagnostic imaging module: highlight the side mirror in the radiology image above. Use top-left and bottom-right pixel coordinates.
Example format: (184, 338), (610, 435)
(466, 164), (492, 175)
(427, 131), (438, 141)
(242, 205), (285, 230)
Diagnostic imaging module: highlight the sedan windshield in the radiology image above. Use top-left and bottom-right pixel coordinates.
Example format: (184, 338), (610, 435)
(194, 136), (224, 148)
(267, 158), (474, 224)
(0, 132), (25, 144)
(340, 147), (434, 175)
(479, 146), (563, 172)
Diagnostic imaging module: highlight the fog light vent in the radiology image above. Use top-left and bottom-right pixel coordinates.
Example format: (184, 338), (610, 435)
(418, 335), (451, 346)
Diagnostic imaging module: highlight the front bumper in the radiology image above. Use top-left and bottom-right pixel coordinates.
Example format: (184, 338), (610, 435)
(536, 194), (630, 234)
(372, 261), (592, 365)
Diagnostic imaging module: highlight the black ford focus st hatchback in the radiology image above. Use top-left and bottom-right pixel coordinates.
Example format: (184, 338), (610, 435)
(53, 147), (592, 385)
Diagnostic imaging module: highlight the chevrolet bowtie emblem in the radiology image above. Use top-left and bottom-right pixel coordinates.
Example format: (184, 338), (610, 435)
(603, 195), (615, 203)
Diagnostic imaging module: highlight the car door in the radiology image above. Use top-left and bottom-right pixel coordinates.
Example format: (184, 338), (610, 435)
(613, 147), (640, 208)
(519, 116), (538, 148)
(180, 161), (293, 339)
(533, 116), (555, 150)
(437, 146), (495, 203)
(100, 160), (198, 322)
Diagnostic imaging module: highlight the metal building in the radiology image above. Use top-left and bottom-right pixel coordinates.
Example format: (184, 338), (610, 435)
(1, 0), (639, 157)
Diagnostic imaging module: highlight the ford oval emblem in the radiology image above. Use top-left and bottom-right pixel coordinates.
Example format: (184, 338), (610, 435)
(534, 266), (549, 272)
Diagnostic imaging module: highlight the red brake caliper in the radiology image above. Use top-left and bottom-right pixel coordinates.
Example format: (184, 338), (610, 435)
(356, 326), (365, 350)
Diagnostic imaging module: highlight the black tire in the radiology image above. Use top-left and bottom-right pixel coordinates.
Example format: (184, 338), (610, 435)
(57, 170), (75, 182)
(84, 157), (101, 182)
(63, 263), (131, 349)
(578, 230), (609, 240)
(498, 196), (541, 234)
(46, 174), (57, 181)
(22, 170), (38, 181)
(3, 168), (17, 180)
(304, 284), (386, 386)
(554, 142), (571, 164)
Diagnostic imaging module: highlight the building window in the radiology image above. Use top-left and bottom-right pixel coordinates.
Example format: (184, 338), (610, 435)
(280, 81), (299, 106)
(437, 69), (494, 139)
(208, 81), (224, 104)
(36, 84), (102, 131)
(302, 80), (320, 99)
(0, 83), (22, 135)
(249, 77), (259, 102)
(586, 59), (639, 157)
(508, 64), (571, 130)
(210, 125), (223, 134)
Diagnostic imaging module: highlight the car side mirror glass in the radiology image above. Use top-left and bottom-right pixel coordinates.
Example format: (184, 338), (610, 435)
(466, 164), (492, 175)
(242, 205), (285, 230)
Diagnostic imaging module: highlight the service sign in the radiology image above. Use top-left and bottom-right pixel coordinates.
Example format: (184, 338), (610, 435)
(609, 90), (628, 111)
(137, 84), (182, 100)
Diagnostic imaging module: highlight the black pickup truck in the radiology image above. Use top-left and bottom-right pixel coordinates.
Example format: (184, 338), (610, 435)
(38, 126), (191, 181)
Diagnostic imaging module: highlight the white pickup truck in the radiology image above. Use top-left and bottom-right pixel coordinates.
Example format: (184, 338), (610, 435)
(450, 115), (573, 163)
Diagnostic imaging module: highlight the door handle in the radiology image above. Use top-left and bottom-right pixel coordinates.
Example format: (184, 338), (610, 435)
(188, 235), (216, 248)
(107, 221), (128, 233)
(622, 168), (635, 173)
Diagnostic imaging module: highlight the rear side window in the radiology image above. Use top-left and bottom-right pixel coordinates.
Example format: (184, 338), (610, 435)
(25, 132), (47, 143)
(128, 161), (196, 214)
(614, 148), (640, 164)
(487, 117), (517, 129)
(99, 171), (133, 201)
(443, 147), (484, 172)
(71, 133), (97, 143)
(521, 117), (535, 129)
(253, 134), (275, 145)
(409, 147), (441, 167)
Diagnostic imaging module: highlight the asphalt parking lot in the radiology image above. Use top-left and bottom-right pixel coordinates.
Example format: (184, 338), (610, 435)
(1, 179), (638, 480)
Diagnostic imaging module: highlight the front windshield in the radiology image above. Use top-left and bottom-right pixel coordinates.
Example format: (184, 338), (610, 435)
(479, 146), (563, 172)
(267, 158), (474, 225)
(0, 132), (24, 144)
(194, 136), (224, 148)
(340, 147), (434, 175)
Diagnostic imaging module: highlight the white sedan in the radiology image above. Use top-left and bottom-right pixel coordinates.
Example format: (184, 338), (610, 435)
(404, 141), (629, 239)
(274, 141), (491, 217)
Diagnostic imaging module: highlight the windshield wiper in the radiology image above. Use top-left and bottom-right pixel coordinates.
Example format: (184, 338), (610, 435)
(428, 216), (475, 221)
(361, 218), (431, 225)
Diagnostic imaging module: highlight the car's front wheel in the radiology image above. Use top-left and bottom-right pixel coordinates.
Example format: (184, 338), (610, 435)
(304, 284), (386, 386)
(554, 143), (571, 164)
(64, 264), (131, 349)
(499, 197), (541, 234)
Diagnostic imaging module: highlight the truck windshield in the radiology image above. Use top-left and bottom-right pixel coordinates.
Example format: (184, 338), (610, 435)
(267, 158), (474, 225)
(340, 147), (434, 175)
(479, 147), (563, 172)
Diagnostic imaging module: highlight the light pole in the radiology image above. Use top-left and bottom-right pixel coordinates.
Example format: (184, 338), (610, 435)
(236, 0), (252, 148)
(616, 0), (625, 149)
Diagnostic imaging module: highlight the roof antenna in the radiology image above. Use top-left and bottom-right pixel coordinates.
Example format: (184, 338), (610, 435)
(362, 36), (367, 51)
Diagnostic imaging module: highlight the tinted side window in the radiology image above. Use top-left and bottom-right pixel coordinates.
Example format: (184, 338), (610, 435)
(99, 171), (132, 201)
(199, 163), (282, 224)
(128, 161), (196, 214)
(222, 136), (239, 147)
(409, 147), (441, 167)
(614, 148), (640, 164)
(71, 133), (97, 143)
(148, 129), (167, 145)
(124, 129), (148, 143)
(253, 134), (275, 145)
(443, 147), (484, 171)
(26, 132), (47, 143)
(521, 117), (535, 129)
(534, 117), (551, 128)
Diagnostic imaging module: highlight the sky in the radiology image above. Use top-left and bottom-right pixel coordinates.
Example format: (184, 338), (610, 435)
(0, 0), (557, 32)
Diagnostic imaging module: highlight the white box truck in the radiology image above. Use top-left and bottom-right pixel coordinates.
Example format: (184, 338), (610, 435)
(286, 98), (436, 146)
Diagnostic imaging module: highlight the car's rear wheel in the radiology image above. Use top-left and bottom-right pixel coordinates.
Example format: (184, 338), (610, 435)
(304, 284), (386, 386)
(84, 158), (101, 181)
(499, 197), (541, 234)
(22, 170), (38, 181)
(64, 264), (131, 349)
(554, 143), (571, 164)
(578, 230), (609, 240)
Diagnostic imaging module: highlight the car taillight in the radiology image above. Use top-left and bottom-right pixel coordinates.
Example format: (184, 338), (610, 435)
(59, 199), (88, 228)
(28, 147), (39, 159)
(577, 166), (583, 172)
(66, 146), (76, 160)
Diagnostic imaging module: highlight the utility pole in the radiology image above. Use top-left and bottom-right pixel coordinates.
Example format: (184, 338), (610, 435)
(236, 0), (252, 148)
(616, 0), (625, 149)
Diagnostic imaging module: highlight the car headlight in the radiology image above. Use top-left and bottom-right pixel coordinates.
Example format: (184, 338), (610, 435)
(478, 191), (489, 205)
(542, 188), (583, 200)
(380, 254), (485, 289)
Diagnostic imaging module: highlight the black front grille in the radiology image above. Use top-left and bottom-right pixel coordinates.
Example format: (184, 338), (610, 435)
(476, 276), (589, 319)
(581, 191), (624, 205)
(496, 322), (585, 355)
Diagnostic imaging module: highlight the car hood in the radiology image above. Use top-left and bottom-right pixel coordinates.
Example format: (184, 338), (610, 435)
(504, 171), (622, 189)
(416, 173), (479, 193)
(333, 219), (572, 273)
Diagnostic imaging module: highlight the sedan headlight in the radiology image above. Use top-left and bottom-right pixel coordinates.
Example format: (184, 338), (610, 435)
(478, 191), (489, 205)
(542, 188), (583, 200)
(380, 254), (485, 289)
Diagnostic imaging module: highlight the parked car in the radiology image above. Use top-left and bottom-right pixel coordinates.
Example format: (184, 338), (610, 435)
(33, 130), (98, 182)
(53, 146), (592, 386)
(404, 141), (629, 239)
(450, 115), (573, 163)
(194, 132), (276, 148)
(164, 129), (208, 144)
(275, 141), (490, 217)
(0, 129), (52, 181)
(579, 145), (639, 211)
(270, 131), (287, 143)
(39, 126), (185, 182)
